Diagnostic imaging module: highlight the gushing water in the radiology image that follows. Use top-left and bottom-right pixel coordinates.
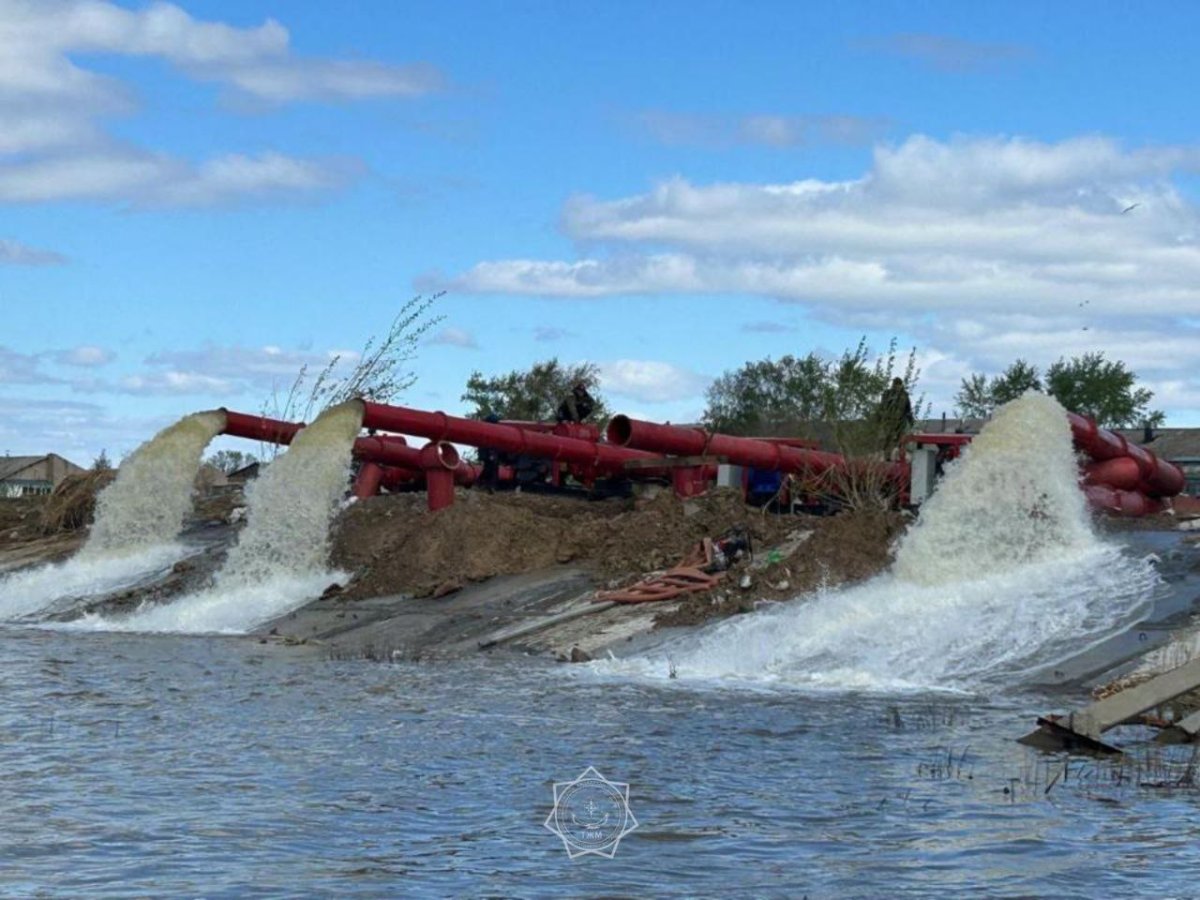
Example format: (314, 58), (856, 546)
(71, 400), (364, 634)
(595, 393), (1161, 692)
(82, 411), (225, 557)
(893, 392), (1092, 585)
(0, 411), (224, 622)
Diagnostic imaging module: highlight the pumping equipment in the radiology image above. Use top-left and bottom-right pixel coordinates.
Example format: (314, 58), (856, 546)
(215, 401), (1184, 519)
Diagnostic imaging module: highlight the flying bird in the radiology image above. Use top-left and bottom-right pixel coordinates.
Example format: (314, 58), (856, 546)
(1121, 202), (1140, 214)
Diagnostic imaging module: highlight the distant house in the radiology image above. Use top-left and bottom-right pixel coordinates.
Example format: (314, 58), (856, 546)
(227, 461), (262, 483)
(0, 454), (86, 498)
(1118, 428), (1200, 498)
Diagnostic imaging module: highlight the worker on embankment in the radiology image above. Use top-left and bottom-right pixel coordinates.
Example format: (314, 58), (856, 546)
(556, 383), (596, 424)
(878, 377), (914, 456)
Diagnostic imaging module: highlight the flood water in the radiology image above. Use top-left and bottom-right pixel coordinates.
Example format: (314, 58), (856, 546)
(3, 625), (1200, 898)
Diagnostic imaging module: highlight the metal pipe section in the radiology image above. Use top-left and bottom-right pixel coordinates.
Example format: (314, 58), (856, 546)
(606, 415), (846, 476)
(220, 409), (304, 445)
(1068, 412), (1184, 497)
(419, 441), (460, 511)
(358, 401), (672, 478)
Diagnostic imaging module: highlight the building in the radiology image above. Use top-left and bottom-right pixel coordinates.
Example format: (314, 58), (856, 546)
(0, 454), (86, 498)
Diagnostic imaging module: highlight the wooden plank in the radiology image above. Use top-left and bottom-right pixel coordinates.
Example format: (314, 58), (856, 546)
(1020, 656), (1200, 750)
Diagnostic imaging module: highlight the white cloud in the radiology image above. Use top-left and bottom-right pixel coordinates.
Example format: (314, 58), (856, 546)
(597, 360), (709, 403)
(53, 345), (115, 367)
(862, 33), (1033, 72)
(116, 371), (239, 396)
(427, 326), (479, 349)
(0, 346), (55, 384)
(0, 237), (65, 264)
(144, 344), (354, 387)
(0, 1), (442, 206)
(632, 111), (886, 148)
(449, 134), (1200, 420)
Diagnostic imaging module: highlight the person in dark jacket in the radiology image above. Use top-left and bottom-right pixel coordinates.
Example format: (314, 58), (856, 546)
(556, 383), (596, 424)
(878, 377), (914, 454)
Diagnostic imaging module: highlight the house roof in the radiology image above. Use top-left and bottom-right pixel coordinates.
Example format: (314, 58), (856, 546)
(0, 453), (87, 482)
(0, 456), (46, 482)
(1116, 428), (1200, 461)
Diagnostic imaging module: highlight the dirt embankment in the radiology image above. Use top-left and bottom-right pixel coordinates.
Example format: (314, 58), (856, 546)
(330, 487), (907, 629)
(332, 487), (795, 600)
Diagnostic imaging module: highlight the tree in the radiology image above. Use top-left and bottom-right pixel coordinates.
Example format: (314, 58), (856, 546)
(461, 358), (610, 423)
(206, 449), (257, 475)
(703, 354), (829, 435)
(702, 338), (926, 509)
(267, 293), (444, 425)
(703, 338), (924, 442)
(956, 353), (1163, 427)
(1045, 352), (1164, 428)
(92, 449), (112, 473)
(954, 359), (1043, 418)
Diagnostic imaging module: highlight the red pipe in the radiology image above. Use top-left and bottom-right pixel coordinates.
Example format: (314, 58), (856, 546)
(606, 415), (854, 478)
(353, 461), (385, 500)
(221, 409), (303, 445)
(358, 401), (673, 478)
(420, 441), (459, 511)
(1067, 412), (1184, 497)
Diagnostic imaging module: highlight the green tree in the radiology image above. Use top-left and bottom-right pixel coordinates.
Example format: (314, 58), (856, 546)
(461, 358), (610, 423)
(91, 449), (112, 473)
(703, 353), (828, 435)
(1045, 352), (1164, 428)
(702, 337), (924, 445)
(955, 359), (1043, 418)
(206, 449), (257, 475)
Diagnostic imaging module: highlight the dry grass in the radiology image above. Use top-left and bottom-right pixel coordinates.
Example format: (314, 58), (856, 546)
(39, 470), (116, 535)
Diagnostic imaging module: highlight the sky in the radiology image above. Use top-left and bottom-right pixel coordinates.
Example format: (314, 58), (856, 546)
(2, 0), (1199, 463)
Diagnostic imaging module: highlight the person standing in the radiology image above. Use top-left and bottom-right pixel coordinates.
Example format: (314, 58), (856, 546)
(878, 377), (914, 454)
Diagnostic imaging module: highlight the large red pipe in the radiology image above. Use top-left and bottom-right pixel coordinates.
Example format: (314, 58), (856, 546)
(1067, 412), (1184, 497)
(219, 409), (475, 489)
(357, 401), (672, 478)
(606, 415), (852, 478)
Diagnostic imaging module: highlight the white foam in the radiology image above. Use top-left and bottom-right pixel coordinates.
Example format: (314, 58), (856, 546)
(0, 543), (189, 622)
(76, 401), (363, 635)
(62, 570), (346, 635)
(593, 393), (1162, 692)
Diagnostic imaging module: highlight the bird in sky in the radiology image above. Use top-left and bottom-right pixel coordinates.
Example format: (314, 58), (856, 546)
(1122, 202), (1141, 214)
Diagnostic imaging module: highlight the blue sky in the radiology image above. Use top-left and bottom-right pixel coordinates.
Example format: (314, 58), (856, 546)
(2, 0), (1199, 461)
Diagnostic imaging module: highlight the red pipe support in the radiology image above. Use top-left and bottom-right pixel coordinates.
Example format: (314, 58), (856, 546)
(353, 461), (385, 500)
(420, 441), (460, 511)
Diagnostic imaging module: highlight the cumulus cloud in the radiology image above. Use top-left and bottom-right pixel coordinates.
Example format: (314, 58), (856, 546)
(53, 345), (115, 367)
(533, 326), (573, 342)
(449, 133), (1200, 419)
(0, 346), (54, 384)
(0, 1), (442, 206)
(597, 360), (709, 403)
(144, 344), (354, 388)
(0, 237), (65, 265)
(862, 33), (1033, 72)
(427, 326), (479, 349)
(632, 111), (887, 148)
